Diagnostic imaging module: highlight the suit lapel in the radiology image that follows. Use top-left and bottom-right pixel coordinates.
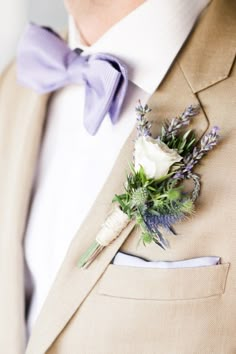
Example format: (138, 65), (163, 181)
(0, 63), (50, 353)
(178, 0), (236, 93)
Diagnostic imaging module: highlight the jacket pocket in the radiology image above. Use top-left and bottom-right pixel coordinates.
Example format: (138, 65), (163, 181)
(98, 263), (230, 300)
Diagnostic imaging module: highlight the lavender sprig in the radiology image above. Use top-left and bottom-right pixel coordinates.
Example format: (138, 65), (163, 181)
(161, 104), (200, 141)
(174, 126), (220, 200)
(177, 126), (220, 178)
(189, 173), (201, 202)
(135, 100), (152, 137)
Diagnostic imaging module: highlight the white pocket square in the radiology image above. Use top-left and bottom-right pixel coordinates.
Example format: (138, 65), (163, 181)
(112, 252), (221, 269)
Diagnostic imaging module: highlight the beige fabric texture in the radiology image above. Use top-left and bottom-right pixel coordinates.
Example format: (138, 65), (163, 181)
(0, 0), (236, 353)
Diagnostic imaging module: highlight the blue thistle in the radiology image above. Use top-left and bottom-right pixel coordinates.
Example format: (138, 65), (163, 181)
(144, 212), (183, 234)
(141, 197), (194, 249)
(142, 212), (182, 249)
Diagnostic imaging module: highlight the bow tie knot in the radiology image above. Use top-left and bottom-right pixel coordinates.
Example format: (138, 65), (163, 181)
(17, 23), (128, 135)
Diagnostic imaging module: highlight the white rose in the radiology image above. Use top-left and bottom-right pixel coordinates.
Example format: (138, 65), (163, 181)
(134, 136), (182, 179)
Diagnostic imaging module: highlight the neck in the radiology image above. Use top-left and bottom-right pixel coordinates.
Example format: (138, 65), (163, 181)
(65, 0), (146, 45)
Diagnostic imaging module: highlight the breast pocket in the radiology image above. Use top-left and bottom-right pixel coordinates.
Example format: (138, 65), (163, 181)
(98, 263), (230, 300)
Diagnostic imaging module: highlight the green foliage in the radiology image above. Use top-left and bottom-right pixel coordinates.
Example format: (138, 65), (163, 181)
(179, 199), (195, 214)
(113, 163), (194, 249)
(140, 232), (154, 246)
(161, 129), (196, 156)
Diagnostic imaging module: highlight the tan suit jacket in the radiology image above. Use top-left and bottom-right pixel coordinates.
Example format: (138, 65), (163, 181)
(0, 0), (236, 353)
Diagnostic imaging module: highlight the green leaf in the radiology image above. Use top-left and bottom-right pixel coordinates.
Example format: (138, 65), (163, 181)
(161, 126), (166, 138)
(141, 232), (153, 246)
(147, 186), (157, 192)
(154, 172), (175, 184)
(138, 165), (147, 185)
(166, 188), (181, 201)
(148, 209), (161, 216)
(128, 162), (136, 174)
(112, 194), (128, 211)
(183, 129), (192, 140)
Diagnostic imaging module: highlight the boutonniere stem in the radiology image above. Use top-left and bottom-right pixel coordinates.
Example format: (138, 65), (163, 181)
(78, 207), (130, 268)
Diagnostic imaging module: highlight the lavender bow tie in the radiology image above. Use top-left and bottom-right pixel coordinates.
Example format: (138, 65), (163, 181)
(17, 23), (128, 135)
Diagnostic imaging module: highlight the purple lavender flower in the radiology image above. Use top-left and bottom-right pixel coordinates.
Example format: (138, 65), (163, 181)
(161, 104), (200, 141)
(174, 126), (220, 180)
(135, 100), (152, 137)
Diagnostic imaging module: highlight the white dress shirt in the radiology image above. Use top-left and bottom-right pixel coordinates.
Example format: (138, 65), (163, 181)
(24, 0), (210, 335)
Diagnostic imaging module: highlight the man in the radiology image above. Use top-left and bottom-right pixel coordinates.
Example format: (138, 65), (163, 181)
(0, 0), (236, 353)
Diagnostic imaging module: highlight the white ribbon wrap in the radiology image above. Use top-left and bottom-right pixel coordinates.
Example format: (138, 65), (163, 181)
(96, 207), (130, 247)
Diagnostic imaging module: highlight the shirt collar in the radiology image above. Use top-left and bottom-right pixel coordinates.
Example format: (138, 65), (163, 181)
(68, 0), (211, 94)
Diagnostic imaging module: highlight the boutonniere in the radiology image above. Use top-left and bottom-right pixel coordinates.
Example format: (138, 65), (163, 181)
(78, 102), (220, 268)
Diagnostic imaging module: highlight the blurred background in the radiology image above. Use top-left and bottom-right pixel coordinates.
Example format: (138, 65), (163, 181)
(0, 0), (67, 72)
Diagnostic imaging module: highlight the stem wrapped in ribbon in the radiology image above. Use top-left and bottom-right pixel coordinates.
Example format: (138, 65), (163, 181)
(78, 206), (130, 268)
